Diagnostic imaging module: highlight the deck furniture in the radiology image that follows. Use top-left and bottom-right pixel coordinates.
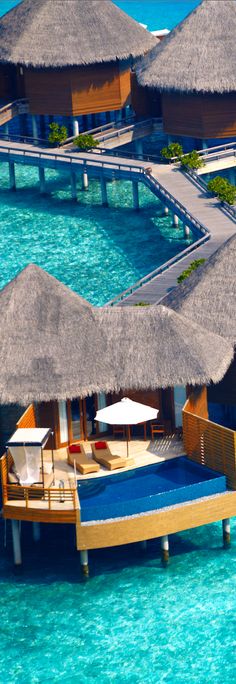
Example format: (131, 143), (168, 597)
(6, 428), (54, 487)
(112, 425), (131, 440)
(151, 422), (165, 441)
(67, 443), (100, 475)
(91, 441), (127, 471)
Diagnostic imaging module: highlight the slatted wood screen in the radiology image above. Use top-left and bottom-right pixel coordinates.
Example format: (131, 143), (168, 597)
(16, 404), (36, 429)
(183, 389), (236, 489)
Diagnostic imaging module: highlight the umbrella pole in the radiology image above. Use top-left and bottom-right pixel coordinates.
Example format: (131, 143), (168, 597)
(126, 425), (129, 459)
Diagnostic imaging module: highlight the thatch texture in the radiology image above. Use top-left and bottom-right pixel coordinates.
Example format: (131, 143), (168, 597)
(0, 265), (233, 404)
(100, 305), (234, 391)
(163, 234), (236, 345)
(136, 0), (236, 94)
(0, 0), (156, 68)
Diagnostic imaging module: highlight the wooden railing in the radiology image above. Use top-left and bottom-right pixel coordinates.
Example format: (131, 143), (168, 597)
(3, 483), (77, 510)
(183, 392), (236, 489)
(0, 98), (29, 126)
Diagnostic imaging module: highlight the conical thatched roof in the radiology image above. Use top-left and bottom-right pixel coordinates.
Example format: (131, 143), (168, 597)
(0, 0), (156, 68)
(136, 0), (236, 94)
(163, 233), (236, 345)
(0, 265), (233, 404)
(100, 305), (233, 390)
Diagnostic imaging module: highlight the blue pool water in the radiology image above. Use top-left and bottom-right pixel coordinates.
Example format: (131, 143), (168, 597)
(78, 457), (226, 521)
(0, 162), (193, 304)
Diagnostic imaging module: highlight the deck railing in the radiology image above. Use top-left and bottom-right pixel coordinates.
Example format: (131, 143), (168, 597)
(183, 396), (236, 489)
(0, 98), (29, 126)
(3, 483), (78, 509)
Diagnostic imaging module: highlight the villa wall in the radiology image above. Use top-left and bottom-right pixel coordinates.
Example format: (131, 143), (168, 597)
(207, 359), (236, 406)
(162, 92), (236, 139)
(23, 62), (131, 116)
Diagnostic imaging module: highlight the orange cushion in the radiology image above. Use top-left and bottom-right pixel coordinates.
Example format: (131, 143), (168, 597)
(95, 441), (107, 450)
(68, 444), (82, 453)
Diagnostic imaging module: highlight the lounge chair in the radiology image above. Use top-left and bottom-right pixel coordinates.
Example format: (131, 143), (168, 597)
(91, 441), (127, 471)
(67, 443), (100, 475)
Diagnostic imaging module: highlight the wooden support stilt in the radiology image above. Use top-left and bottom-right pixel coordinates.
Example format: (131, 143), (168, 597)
(71, 170), (77, 200)
(222, 518), (231, 548)
(184, 224), (190, 237)
(11, 520), (22, 565)
(173, 213), (179, 227)
(100, 175), (108, 206)
(161, 535), (169, 565)
(132, 181), (139, 211)
(32, 522), (41, 542)
(80, 550), (89, 577)
(9, 161), (16, 190)
(164, 206), (169, 216)
(140, 540), (147, 551)
(32, 114), (38, 142)
(135, 139), (143, 158)
(82, 170), (89, 190)
(39, 167), (46, 194)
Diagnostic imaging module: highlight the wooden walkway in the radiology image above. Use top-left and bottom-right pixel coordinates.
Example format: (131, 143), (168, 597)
(0, 137), (235, 305)
(117, 164), (236, 305)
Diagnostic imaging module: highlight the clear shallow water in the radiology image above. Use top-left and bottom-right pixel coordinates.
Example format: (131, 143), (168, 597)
(0, 519), (236, 684)
(0, 162), (192, 304)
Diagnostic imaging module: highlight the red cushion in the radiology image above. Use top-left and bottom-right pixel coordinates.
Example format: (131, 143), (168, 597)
(95, 441), (107, 450)
(68, 444), (81, 454)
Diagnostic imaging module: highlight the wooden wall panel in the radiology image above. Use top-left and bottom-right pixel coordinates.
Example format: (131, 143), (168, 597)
(76, 491), (236, 550)
(16, 404), (36, 429)
(0, 65), (17, 100)
(162, 92), (236, 139)
(184, 386), (208, 419)
(24, 68), (73, 116)
(131, 74), (162, 117)
(24, 62), (131, 116)
(35, 401), (59, 449)
(71, 62), (131, 115)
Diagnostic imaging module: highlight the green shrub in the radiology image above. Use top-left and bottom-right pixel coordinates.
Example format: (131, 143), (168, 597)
(177, 259), (206, 283)
(207, 175), (236, 205)
(161, 142), (183, 160)
(134, 301), (150, 306)
(180, 150), (205, 170)
(73, 134), (99, 150)
(48, 122), (68, 145)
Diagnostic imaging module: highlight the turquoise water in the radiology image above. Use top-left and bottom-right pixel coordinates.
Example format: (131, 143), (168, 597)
(1, 1), (201, 29)
(1, 519), (236, 683)
(0, 162), (191, 304)
(114, 0), (200, 30)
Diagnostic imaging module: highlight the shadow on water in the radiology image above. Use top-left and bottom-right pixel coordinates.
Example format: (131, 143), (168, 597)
(0, 518), (231, 584)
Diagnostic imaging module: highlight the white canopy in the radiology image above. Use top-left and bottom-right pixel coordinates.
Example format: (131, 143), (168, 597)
(7, 427), (51, 486)
(95, 397), (158, 425)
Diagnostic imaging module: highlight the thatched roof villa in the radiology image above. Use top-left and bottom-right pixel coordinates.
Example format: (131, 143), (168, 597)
(135, 0), (236, 142)
(163, 232), (236, 425)
(0, 0), (156, 123)
(0, 263), (233, 450)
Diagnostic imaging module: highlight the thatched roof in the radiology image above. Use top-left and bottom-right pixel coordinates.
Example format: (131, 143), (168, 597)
(100, 305), (233, 391)
(136, 0), (236, 94)
(163, 234), (236, 345)
(0, 265), (233, 404)
(0, 0), (156, 69)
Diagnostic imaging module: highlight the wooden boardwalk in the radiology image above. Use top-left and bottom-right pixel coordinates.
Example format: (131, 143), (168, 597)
(0, 137), (235, 306)
(117, 164), (236, 305)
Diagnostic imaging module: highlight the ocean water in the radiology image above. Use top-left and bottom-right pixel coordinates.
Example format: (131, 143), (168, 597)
(0, 3), (235, 683)
(1, 0), (201, 28)
(0, 518), (236, 684)
(0, 162), (192, 304)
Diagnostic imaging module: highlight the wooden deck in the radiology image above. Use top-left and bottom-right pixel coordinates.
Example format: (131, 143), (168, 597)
(118, 164), (236, 304)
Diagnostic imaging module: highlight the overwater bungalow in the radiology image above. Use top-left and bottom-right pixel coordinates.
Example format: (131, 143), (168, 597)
(0, 0), (156, 137)
(134, 0), (236, 146)
(0, 262), (236, 574)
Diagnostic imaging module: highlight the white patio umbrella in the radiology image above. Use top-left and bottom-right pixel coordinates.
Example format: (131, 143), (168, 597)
(95, 397), (158, 458)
